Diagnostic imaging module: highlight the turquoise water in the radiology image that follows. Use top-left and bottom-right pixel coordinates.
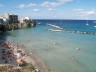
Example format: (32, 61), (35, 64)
(6, 23), (96, 72)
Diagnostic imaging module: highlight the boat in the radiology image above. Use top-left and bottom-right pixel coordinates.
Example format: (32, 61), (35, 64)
(94, 26), (96, 27)
(86, 20), (89, 26)
(86, 23), (89, 26)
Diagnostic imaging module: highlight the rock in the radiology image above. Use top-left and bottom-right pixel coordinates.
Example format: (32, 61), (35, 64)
(0, 64), (35, 72)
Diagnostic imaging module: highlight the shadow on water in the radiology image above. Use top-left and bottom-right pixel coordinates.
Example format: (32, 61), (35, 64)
(0, 32), (9, 44)
(0, 32), (18, 65)
(0, 31), (13, 44)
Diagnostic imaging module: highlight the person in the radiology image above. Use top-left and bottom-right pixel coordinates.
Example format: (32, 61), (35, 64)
(16, 52), (22, 60)
(16, 51), (27, 66)
(76, 48), (80, 50)
(35, 68), (40, 72)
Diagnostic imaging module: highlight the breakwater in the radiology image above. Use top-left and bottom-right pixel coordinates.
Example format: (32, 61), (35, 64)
(47, 24), (96, 35)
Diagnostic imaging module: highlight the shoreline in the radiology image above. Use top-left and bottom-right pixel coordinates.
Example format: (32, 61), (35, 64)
(20, 43), (52, 72)
(0, 41), (52, 72)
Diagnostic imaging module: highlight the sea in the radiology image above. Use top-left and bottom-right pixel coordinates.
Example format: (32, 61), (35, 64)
(1, 20), (96, 72)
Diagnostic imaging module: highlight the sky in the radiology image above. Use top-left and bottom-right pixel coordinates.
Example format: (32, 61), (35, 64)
(0, 0), (96, 19)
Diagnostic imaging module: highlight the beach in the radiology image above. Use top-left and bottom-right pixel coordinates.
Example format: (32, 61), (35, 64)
(0, 41), (51, 72)
(0, 45), (18, 65)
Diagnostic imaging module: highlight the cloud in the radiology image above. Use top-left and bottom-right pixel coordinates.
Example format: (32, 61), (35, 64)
(41, 1), (59, 8)
(32, 9), (40, 12)
(16, 3), (37, 8)
(26, 3), (37, 8)
(91, 8), (96, 11)
(72, 9), (96, 18)
(80, 11), (96, 17)
(48, 8), (56, 11)
(58, 0), (73, 4)
(41, 0), (73, 8)
(16, 4), (25, 8)
(54, 16), (59, 18)
(16, 0), (73, 9)
(73, 8), (83, 12)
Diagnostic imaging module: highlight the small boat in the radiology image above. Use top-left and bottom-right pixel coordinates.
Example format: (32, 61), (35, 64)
(86, 20), (89, 26)
(86, 23), (89, 26)
(76, 48), (80, 50)
(94, 26), (96, 27)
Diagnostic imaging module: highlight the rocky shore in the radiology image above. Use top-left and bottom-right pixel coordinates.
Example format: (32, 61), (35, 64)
(0, 20), (37, 32)
(0, 64), (35, 72)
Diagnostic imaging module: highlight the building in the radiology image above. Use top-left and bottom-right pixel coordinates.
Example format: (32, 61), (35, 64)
(19, 17), (31, 24)
(0, 14), (18, 24)
(19, 17), (36, 27)
(3, 18), (9, 24)
(9, 14), (18, 24)
(0, 18), (4, 24)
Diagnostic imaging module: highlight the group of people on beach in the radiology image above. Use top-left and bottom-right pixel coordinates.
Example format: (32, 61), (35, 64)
(0, 41), (27, 66)
(0, 48), (12, 63)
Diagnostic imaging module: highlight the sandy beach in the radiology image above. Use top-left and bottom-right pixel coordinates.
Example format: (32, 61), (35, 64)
(0, 41), (51, 72)
(18, 43), (51, 72)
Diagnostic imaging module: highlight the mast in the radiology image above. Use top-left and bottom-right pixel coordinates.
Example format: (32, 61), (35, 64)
(86, 20), (89, 26)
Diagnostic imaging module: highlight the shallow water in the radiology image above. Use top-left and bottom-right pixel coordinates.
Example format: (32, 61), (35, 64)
(6, 20), (96, 72)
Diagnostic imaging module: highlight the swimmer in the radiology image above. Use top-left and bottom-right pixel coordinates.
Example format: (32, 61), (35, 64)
(35, 68), (40, 72)
(54, 42), (56, 45)
(30, 52), (32, 55)
(72, 57), (74, 60)
(47, 69), (50, 72)
(72, 57), (75, 60)
(76, 48), (80, 50)
(54, 42), (57, 46)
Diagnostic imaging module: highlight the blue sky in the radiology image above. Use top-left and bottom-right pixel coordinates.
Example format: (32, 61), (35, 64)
(0, 0), (96, 19)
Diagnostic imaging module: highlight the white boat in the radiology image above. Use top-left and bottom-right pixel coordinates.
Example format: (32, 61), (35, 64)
(86, 20), (89, 26)
(86, 23), (89, 26)
(94, 26), (96, 27)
